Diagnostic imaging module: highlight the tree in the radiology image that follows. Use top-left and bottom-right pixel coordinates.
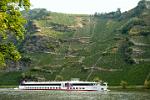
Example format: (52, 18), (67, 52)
(0, 0), (30, 67)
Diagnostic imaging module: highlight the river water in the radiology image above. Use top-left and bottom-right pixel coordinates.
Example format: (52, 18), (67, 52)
(0, 89), (150, 100)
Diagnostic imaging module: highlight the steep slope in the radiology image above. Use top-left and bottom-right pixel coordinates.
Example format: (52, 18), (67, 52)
(0, 0), (150, 86)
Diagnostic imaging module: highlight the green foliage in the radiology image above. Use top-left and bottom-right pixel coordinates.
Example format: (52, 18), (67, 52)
(137, 0), (147, 10)
(139, 26), (150, 36)
(94, 8), (121, 19)
(0, 0), (30, 67)
(122, 38), (135, 64)
(21, 72), (36, 80)
(119, 0), (147, 19)
(144, 80), (150, 89)
(0, 71), (22, 85)
(120, 17), (145, 34)
(120, 80), (128, 89)
(0, 43), (21, 66)
(93, 76), (101, 82)
(20, 56), (31, 63)
(55, 75), (64, 81)
(0, 53), (5, 67)
(22, 8), (49, 20)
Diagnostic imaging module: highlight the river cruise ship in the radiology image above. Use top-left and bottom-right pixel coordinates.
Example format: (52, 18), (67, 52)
(19, 79), (108, 91)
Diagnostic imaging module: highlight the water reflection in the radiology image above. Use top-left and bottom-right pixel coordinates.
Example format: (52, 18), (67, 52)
(0, 89), (150, 100)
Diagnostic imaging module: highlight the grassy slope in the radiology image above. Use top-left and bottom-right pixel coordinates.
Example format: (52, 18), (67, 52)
(0, 6), (150, 86)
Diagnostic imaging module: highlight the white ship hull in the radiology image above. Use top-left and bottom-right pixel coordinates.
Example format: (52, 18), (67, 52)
(18, 81), (108, 91)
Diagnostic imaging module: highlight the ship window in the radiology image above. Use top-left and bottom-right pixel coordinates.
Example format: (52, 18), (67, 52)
(82, 88), (85, 89)
(101, 83), (106, 86)
(72, 83), (94, 86)
(76, 87), (78, 89)
(73, 87), (75, 89)
(21, 83), (61, 86)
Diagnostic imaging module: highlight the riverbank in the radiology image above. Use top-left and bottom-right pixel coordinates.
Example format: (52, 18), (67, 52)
(0, 85), (17, 88)
(109, 86), (150, 92)
(0, 85), (150, 92)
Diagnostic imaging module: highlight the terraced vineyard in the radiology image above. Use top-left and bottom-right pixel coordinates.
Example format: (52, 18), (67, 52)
(0, 0), (150, 86)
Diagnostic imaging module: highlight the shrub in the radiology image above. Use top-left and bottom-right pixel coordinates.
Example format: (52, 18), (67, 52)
(144, 80), (150, 89)
(93, 76), (101, 82)
(30, 67), (41, 71)
(120, 80), (128, 89)
(21, 72), (36, 81)
(120, 18), (145, 34)
(140, 31), (150, 36)
(21, 56), (32, 63)
(55, 75), (63, 81)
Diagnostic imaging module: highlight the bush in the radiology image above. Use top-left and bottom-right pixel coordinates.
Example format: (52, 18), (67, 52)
(144, 80), (150, 89)
(21, 56), (32, 63)
(55, 75), (63, 81)
(30, 67), (41, 71)
(120, 18), (145, 34)
(93, 76), (101, 82)
(120, 80), (128, 89)
(21, 72), (36, 81)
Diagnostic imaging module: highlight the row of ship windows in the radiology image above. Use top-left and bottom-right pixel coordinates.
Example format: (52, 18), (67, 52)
(25, 87), (60, 89)
(69, 87), (85, 89)
(25, 87), (85, 90)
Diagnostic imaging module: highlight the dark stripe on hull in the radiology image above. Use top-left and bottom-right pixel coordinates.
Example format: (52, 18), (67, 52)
(21, 89), (98, 91)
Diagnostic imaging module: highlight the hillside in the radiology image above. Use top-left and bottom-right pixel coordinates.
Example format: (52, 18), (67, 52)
(0, 0), (150, 86)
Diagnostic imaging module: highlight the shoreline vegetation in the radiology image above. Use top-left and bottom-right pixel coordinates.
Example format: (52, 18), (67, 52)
(109, 86), (150, 92)
(0, 85), (150, 92)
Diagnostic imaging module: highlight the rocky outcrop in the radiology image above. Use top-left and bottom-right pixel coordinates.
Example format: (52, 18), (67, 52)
(22, 34), (60, 53)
